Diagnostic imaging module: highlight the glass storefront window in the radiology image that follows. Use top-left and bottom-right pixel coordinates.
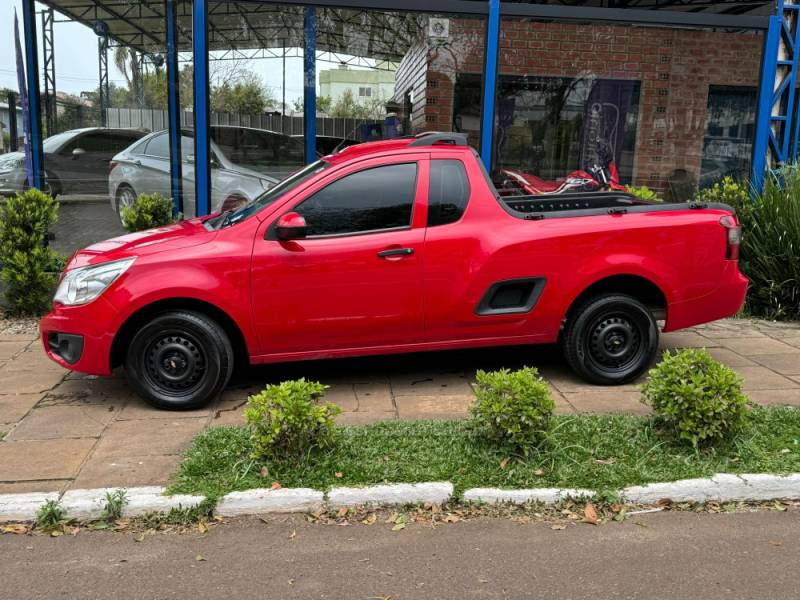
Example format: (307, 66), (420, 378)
(492, 18), (764, 200)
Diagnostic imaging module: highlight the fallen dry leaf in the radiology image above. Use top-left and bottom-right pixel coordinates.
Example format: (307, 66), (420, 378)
(1, 524), (29, 535)
(197, 522), (208, 534)
(335, 472), (343, 478)
(361, 513), (377, 525)
(260, 466), (269, 478)
(594, 458), (616, 465)
(550, 524), (567, 531)
(443, 514), (461, 523)
(583, 502), (599, 525)
(336, 507), (349, 518)
(288, 530), (296, 540)
(391, 522), (406, 532)
(533, 468), (545, 477)
(271, 482), (282, 491)
(499, 457), (510, 470)
(134, 533), (145, 543)
(195, 554), (206, 562)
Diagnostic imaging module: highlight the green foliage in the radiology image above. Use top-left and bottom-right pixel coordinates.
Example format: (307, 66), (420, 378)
(36, 499), (67, 530)
(469, 367), (555, 455)
(172, 407), (800, 499)
(641, 349), (750, 448)
(702, 172), (800, 321)
(211, 71), (275, 114)
(244, 379), (342, 462)
(121, 192), (178, 233)
(101, 489), (128, 521)
(625, 185), (660, 202)
(0, 188), (64, 315)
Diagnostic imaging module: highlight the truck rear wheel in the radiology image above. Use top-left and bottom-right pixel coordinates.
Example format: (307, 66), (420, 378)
(124, 310), (233, 410)
(562, 294), (658, 385)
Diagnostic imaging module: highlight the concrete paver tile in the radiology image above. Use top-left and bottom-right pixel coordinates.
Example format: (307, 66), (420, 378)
(337, 411), (396, 426)
(0, 394), (44, 424)
(563, 391), (651, 415)
(395, 394), (473, 420)
(354, 382), (394, 412)
(71, 454), (182, 489)
(0, 438), (96, 481)
(749, 353), (800, 376)
(6, 404), (117, 441)
(735, 366), (799, 391)
(90, 418), (207, 459)
(720, 337), (800, 356)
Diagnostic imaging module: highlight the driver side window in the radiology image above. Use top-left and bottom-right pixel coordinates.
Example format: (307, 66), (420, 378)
(294, 163), (417, 237)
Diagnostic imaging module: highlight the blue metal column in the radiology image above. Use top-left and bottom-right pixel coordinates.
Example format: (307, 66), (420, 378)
(303, 6), (317, 165)
(166, 0), (184, 215)
(21, 0), (44, 190)
(193, 0), (211, 216)
(479, 0), (500, 169)
(752, 1), (800, 192)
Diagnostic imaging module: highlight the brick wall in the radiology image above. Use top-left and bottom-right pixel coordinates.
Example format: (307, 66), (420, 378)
(395, 19), (763, 189)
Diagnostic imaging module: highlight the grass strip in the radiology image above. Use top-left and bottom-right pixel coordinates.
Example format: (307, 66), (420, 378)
(169, 407), (800, 501)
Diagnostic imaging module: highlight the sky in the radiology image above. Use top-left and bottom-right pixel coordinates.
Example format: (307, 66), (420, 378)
(0, 1), (370, 107)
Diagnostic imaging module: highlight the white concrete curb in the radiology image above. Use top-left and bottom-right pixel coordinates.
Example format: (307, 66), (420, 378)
(328, 482), (454, 508)
(621, 474), (800, 504)
(0, 492), (60, 522)
(60, 486), (205, 520)
(2, 474), (800, 522)
(463, 487), (595, 505)
(216, 488), (324, 516)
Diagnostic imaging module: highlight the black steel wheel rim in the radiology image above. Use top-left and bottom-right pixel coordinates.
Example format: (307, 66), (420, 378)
(143, 331), (206, 396)
(585, 311), (646, 375)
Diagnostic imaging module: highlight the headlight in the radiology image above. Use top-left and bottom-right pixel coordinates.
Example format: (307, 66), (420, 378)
(53, 257), (136, 306)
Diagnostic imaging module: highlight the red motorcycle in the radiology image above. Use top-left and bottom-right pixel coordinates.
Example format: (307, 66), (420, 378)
(496, 143), (626, 197)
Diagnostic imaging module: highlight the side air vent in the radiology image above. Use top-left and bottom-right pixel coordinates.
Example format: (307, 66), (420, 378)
(476, 277), (547, 316)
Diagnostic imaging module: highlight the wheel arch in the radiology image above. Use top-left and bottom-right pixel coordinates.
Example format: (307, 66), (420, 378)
(562, 274), (668, 328)
(110, 297), (250, 372)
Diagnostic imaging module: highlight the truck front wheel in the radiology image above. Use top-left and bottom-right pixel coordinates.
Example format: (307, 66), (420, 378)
(562, 294), (658, 385)
(124, 310), (234, 410)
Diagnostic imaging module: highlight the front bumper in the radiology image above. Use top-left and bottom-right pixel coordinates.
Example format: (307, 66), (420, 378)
(40, 296), (120, 376)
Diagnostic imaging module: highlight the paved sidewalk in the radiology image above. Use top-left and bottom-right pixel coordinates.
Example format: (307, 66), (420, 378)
(1, 319), (799, 493)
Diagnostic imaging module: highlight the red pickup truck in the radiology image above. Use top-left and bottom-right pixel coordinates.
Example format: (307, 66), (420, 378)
(41, 132), (748, 409)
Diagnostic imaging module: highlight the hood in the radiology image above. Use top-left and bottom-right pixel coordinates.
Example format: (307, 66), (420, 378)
(67, 218), (215, 269)
(0, 152), (24, 169)
(228, 161), (279, 184)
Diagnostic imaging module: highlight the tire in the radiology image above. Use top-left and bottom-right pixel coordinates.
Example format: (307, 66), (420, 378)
(562, 294), (658, 385)
(116, 185), (137, 225)
(124, 311), (234, 410)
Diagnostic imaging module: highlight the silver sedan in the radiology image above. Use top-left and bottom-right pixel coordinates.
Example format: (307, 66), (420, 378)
(108, 127), (282, 221)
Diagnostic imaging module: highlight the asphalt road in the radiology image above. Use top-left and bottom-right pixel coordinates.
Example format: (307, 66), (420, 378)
(1, 511), (799, 599)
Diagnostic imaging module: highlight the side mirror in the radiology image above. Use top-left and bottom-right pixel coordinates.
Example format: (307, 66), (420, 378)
(275, 212), (307, 241)
(71, 148), (85, 159)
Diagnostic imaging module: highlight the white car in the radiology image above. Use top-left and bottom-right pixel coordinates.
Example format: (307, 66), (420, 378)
(108, 127), (281, 221)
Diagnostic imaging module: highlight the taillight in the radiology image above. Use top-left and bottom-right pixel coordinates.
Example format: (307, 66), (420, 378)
(720, 215), (741, 260)
(109, 160), (118, 175)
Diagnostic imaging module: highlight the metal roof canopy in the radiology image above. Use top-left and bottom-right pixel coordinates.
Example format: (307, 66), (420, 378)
(41, 0), (774, 60)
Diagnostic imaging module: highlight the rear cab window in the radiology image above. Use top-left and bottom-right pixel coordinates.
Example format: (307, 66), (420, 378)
(428, 159), (470, 226)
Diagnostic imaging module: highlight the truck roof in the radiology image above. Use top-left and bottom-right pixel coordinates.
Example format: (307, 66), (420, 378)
(324, 132), (470, 165)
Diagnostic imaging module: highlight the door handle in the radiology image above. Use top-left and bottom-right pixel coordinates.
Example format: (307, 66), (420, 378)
(377, 247), (414, 258)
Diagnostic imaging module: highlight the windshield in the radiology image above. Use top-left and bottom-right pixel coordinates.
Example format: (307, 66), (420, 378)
(222, 160), (330, 227)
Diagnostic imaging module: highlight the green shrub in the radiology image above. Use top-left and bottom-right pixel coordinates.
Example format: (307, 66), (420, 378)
(469, 367), (555, 455)
(702, 171), (800, 321)
(641, 349), (749, 448)
(625, 185), (660, 202)
(121, 192), (178, 232)
(244, 379), (342, 462)
(0, 188), (64, 315)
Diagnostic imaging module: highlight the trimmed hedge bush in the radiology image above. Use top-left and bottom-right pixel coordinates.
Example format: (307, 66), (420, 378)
(244, 379), (342, 462)
(121, 192), (178, 233)
(641, 349), (749, 448)
(0, 188), (64, 315)
(469, 366), (555, 455)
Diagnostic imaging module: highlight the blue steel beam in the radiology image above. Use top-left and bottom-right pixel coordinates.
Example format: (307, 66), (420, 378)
(193, 0), (211, 216)
(304, 6), (316, 165)
(21, 0), (44, 190)
(166, 0), (184, 216)
(752, 1), (800, 192)
(480, 0), (500, 169)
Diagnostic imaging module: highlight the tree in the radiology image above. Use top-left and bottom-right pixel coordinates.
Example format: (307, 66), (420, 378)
(329, 89), (386, 120)
(292, 95), (332, 115)
(210, 71), (276, 115)
(113, 47), (143, 107)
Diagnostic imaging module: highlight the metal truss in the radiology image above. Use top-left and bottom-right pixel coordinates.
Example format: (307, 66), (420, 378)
(98, 33), (109, 125)
(752, 0), (800, 190)
(41, 8), (57, 135)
